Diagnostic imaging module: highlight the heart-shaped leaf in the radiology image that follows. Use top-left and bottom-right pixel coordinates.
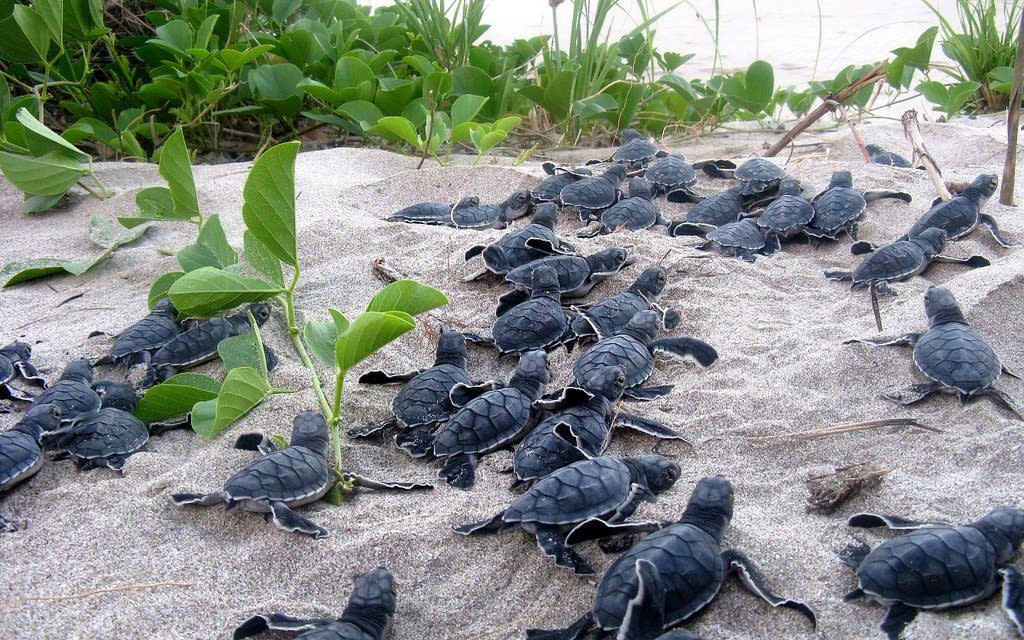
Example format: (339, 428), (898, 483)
(190, 367), (274, 438)
(372, 116), (420, 147)
(242, 141), (299, 267)
(135, 373), (222, 423)
(0, 150), (87, 196)
(148, 271), (184, 309)
(451, 94), (487, 127)
(157, 128), (200, 221)
(168, 267), (283, 317)
(336, 311), (415, 373)
(177, 214), (237, 272)
(367, 280), (448, 316)
(302, 308), (349, 369)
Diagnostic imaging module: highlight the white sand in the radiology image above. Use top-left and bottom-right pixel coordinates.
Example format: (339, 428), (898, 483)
(1, 116), (1022, 640)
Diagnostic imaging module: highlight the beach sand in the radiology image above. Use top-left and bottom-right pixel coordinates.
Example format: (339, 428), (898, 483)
(1, 116), (1022, 639)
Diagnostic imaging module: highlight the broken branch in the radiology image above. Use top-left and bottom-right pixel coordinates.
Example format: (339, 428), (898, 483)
(902, 109), (952, 200)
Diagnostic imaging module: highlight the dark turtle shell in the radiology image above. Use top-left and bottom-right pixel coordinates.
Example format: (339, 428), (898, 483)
(573, 335), (654, 390)
(561, 176), (619, 209)
(513, 419), (590, 482)
(734, 158), (784, 195)
(913, 324), (1001, 394)
(505, 457), (633, 526)
(54, 408), (149, 463)
(0, 356), (14, 388)
(450, 204), (507, 228)
(613, 135), (660, 165)
(571, 293), (649, 340)
(857, 525), (997, 609)
(600, 198), (660, 231)
(851, 240), (927, 285)
(0, 429), (43, 490)
(107, 300), (180, 363)
(677, 189), (746, 229)
(31, 380), (100, 422)
(594, 523), (726, 631)
(645, 155), (697, 192)
(906, 198), (978, 241)
(758, 194), (813, 237)
(393, 364), (471, 428)
(387, 200), (472, 225)
(493, 297), (568, 355)
(479, 220), (564, 274)
(533, 168), (592, 202)
(150, 313), (253, 370)
(506, 255), (592, 294)
(224, 445), (332, 504)
(433, 387), (534, 457)
(810, 186), (866, 235)
(707, 219), (768, 251)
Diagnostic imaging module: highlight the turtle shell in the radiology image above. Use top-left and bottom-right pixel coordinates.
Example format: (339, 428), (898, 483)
(572, 293), (648, 339)
(645, 155), (697, 191)
(0, 430), (43, 491)
(758, 194), (813, 237)
(560, 177), (619, 209)
(851, 240), (926, 285)
(451, 204), (505, 229)
(811, 187), (866, 234)
(388, 202), (452, 224)
(392, 364), (471, 428)
(224, 446), (332, 505)
(484, 223), (563, 273)
(907, 198), (978, 241)
(55, 408), (149, 462)
(594, 523), (726, 631)
(706, 219), (767, 251)
(685, 190), (745, 226)
(734, 159), (784, 195)
(31, 381), (100, 421)
(0, 356), (14, 387)
(613, 137), (660, 164)
(857, 525), (998, 609)
(513, 420), (589, 482)
(534, 172), (585, 202)
(913, 324), (1001, 394)
(109, 313), (180, 362)
(504, 457), (633, 526)
(150, 317), (239, 369)
(433, 387), (533, 457)
(600, 198), (660, 231)
(493, 297), (568, 354)
(573, 335), (654, 390)
(506, 256), (591, 294)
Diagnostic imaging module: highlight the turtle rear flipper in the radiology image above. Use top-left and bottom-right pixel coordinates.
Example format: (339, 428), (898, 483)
(358, 369), (424, 384)
(348, 416), (399, 439)
(624, 385), (674, 401)
(999, 566), (1024, 634)
(449, 381), (500, 407)
(979, 214), (1016, 247)
(618, 559), (667, 640)
(526, 613), (595, 640)
(880, 602), (918, 640)
(723, 549), (817, 629)
(650, 337), (718, 367)
(439, 453), (478, 489)
(864, 190), (913, 204)
(882, 381), (942, 405)
(525, 237), (574, 255)
(825, 269), (854, 282)
(973, 387), (1024, 419)
(481, 245), (513, 274)
(615, 412), (691, 445)
(453, 511), (508, 535)
(269, 500), (327, 538)
(233, 613), (322, 639)
(13, 361), (46, 388)
(342, 470), (433, 491)
(847, 513), (947, 530)
(171, 491), (228, 507)
(843, 332), (921, 347)
(531, 524), (595, 575)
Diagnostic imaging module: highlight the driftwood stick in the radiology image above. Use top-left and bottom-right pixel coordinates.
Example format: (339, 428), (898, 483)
(764, 62), (888, 157)
(744, 418), (939, 445)
(902, 109), (952, 200)
(842, 107), (872, 161)
(1000, 13), (1024, 205)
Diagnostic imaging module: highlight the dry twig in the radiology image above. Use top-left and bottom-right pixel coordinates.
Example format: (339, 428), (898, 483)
(902, 110), (952, 201)
(744, 418), (940, 445)
(1000, 13), (1024, 205)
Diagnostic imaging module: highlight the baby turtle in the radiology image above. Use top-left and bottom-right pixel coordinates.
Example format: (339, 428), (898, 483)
(807, 171), (912, 241)
(412, 350), (550, 489)
(866, 144), (912, 168)
(527, 476), (817, 640)
(845, 286), (1022, 418)
(667, 186), (749, 237)
(704, 157), (784, 196)
(756, 178), (814, 240)
(579, 179), (669, 238)
(466, 266), (573, 355)
(146, 302), (272, 385)
(349, 329), (478, 444)
(95, 298), (182, 367)
(30, 359), (100, 422)
(610, 129), (664, 168)
(514, 366), (689, 484)
(172, 411), (430, 538)
(840, 506), (1024, 639)
(499, 248), (632, 314)
(463, 203), (576, 280)
(825, 228), (988, 296)
(560, 164), (627, 222)
(644, 154), (699, 197)
(902, 174), (1013, 247)
(234, 566), (397, 640)
(0, 404), (61, 532)
(533, 163), (593, 203)
(441, 189), (533, 229)
(48, 382), (147, 472)
(571, 267), (679, 343)
(455, 454), (681, 575)
(572, 310), (717, 401)
(386, 195), (478, 225)
(696, 218), (781, 262)
(0, 341), (46, 401)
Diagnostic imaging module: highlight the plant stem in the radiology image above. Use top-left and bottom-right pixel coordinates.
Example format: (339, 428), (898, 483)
(280, 268), (332, 420)
(417, 91), (436, 170)
(999, 11), (1024, 205)
(330, 372), (344, 471)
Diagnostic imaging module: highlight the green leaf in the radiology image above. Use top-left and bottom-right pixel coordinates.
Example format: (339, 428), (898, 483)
(128, 186), (175, 225)
(0, 150), (86, 196)
(338, 100), (383, 131)
(241, 141), (299, 267)
(335, 310), (415, 373)
(372, 116), (419, 146)
(22, 193), (63, 214)
(243, 230), (284, 287)
(272, 0), (301, 23)
(0, 257), (94, 287)
(375, 77), (420, 116)
(574, 93), (618, 120)
(148, 271), (184, 309)
(177, 214), (237, 272)
(168, 267), (283, 317)
(191, 367), (273, 438)
(248, 63), (304, 116)
(218, 332), (266, 375)
(219, 44), (274, 71)
(334, 56), (375, 89)
(16, 108), (87, 158)
(33, 0), (62, 47)
(158, 128), (200, 221)
(12, 5), (50, 63)
(135, 373), (222, 423)
(451, 94), (487, 127)
(452, 66), (493, 97)
(88, 216), (149, 250)
(302, 308), (349, 368)
(367, 279), (447, 316)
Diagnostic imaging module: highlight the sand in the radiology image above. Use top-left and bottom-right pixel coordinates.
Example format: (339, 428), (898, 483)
(1, 115), (1022, 640)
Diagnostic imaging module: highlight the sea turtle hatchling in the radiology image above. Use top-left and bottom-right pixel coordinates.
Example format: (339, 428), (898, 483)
(0, 341), (46, 402)
(840, 506), (1024, 639)
(172, 411), (431, 538)
(560, 164), (628, 222)
(454, 454), (681, 575)
(609, 128), (664, 168)
(513, 366), (690, 484)
(572, 310), (717, 401)
(437, 189), (533, 229)
(644, 154), (698, 197)
(825, 228), (989, 296)
(406, 350), (550, 489)
(0, 404), (61, 532)
(666, 186), (748, 237)
(903, 174), (1013, 247)
(844, 285), (1022, 418)
(806, 171), (912, 242)
(571, 267), (679, 343)
(497, 248), (632, 314)
(233, 566), (397, 640)
(756, 178), (814, 240)
(95, 298), (182, 367)
(866, 144), (912, 168)
(30, 359), (100, 422)
(578, 179), (669, 238)
(694, 218), (781, 263)
(47, 382), (148, 472)
(533, 163), (593, 203)
(463, 203), (577, 280)
(145, 302), (273, 385)
(526, 476), (817, 640)
(385, 195), (479, 225)
(703, 157), (785, 197)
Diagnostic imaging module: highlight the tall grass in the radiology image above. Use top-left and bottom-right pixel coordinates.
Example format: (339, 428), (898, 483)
(390, 0), (488, 70)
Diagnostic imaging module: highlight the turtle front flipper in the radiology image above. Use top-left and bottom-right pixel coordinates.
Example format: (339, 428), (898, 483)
(825, 269), (854, 282)
(576, 223), (606, 239)
(496, 289), (531, 317)
(837, 541), (872, 568)
(722, 549), (817, 629)
(342, 470), (433, 491)
(0, 514), (18, 533)
(979, 214), (1016, 248)
(614, 412), (692, 446)
(879, 602), (918, 640)
(864, 190), (913, 204)
(932, 254), (991, 268)
(998, 566), (1024, 634)
(667, 221), (716, 237)
(973, 387), (1024, 420)
(846, 513), (946, 530)
(462, 333), (498, 349)
(453, 511), (508, 535)
(530, 524), (595, 575)
(13, 361), (46, 388)
(623, 385), (674, 401)
(526, 612), (595, 640)
(269, 500), (327, 538)
(449, 381), (501, 407)
(850, 241), (877, 255)
(534, 386), (594, 412)
(882, 381), (943, 405)
(565, 517), (666, 546)
(650, 337), (718, 367)
(347, 416), (399, 439)
(234, 432), (277, 454)
(618, 559), (667, 640)
(358, 369), (424, 384)
(394, 428), (436, 458)
(525, 237), (573, 256)
(171, 491), (228, 507)
(233, 612), (323, 639)
(843, 332), (921, 347)
(439, 453), (478, 489)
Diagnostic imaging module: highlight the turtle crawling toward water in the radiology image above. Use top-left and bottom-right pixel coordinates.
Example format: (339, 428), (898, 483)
(845, 286), (1022, 418)
(807, 171), (912, 241)
(571, 266), (679, 343)
(703, 157), (785, 197)
(560, 164), (627, 222)
(644, 154), (698, 197)
(498, 248), (632, 314)
(840, 506), (1024, 639)
(463, 203), (576, 280)
(0, 404), (61, 532)
(30, 359), (100, 422)
(455, 455), (681, 575)
(527, 476), (817, 640)
(0, 341), (46, 402)
(695, 218), (781, 263)
(756, 178), (813, 240)
(903, 174), (1013, 247)
(234, 566), (397, 640)
(48, 381), (148, 472)
(609, 128), (664, 168)
(578, 178), (669, 238)
(667, 186), (748, 237)
(95, 298), (182, 367)
(533, 163), (593, 203)
(866, 144), (912, 168)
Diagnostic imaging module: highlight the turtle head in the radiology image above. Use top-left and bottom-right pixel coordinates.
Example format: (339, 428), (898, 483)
(60, 358), (94, 384)
(342, 567), (397, 637)
(864, 144), (883, 155)
(509, 350), (550, 401)
(601, 163), (627, 185)
(627, 177), (655, 200)
(1, 340), (32, 362)
(152, 298), (178, 317)
(94, 380), (138, 412)
(924, 286), (966, 327)
(620, 128), (643, 143)
(679, 475), (734, 543)
(829, 171), (853, 189)
(290, 411), (330, 454)
(621, 310), (661, 344)
(973, 507), (1024, 564)
(14, 403), (62, 441)
(585, 247), (630, 277)
(502, 190), (533, 221)
(530, 265), (562, 299)
(532, 202), (559, 229)
(434, 329), (468, 368)
(962, 173), (998, 204)
(630, 266), (668, 297)
(246, 303), (273, 326)
(777, 178), (803, 196)
(629, 454), (681, 495)
(911, 227), (947, 258)
(581, 366), (627, 402)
